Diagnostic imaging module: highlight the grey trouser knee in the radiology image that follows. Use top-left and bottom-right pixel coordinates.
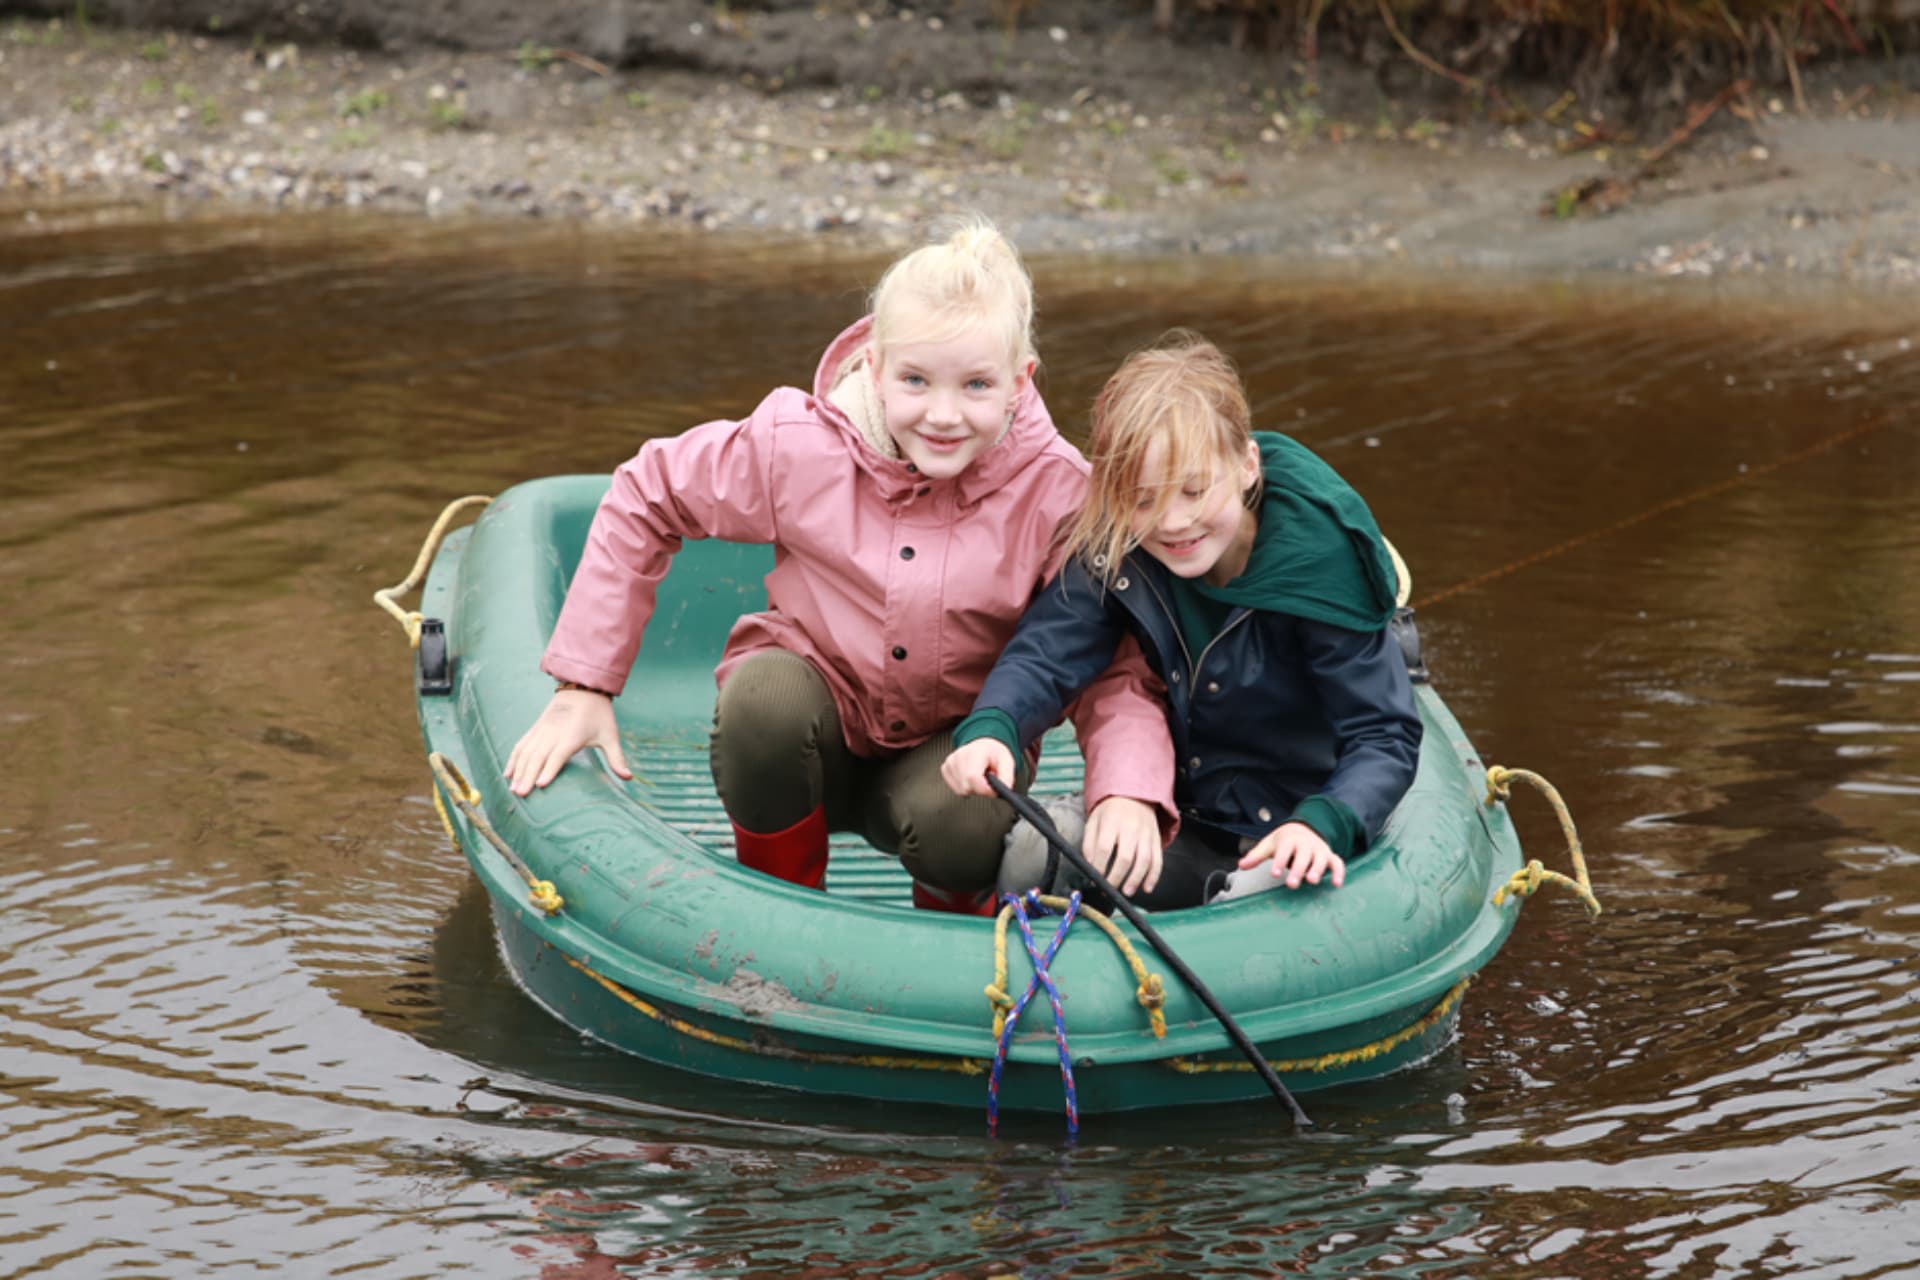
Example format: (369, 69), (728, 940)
(710, 649), (1020, 891)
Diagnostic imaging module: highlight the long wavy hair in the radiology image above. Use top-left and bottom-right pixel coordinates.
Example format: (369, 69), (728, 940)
(1061, 331), (1259, 588)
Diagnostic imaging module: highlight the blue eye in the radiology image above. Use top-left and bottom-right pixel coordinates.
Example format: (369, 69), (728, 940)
(967, 377), (992, 391)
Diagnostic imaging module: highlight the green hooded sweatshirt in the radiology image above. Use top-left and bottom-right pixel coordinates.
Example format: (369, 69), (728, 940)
(1190, 432), (1396, 622)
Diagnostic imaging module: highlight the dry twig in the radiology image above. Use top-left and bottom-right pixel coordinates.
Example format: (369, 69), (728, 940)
(1375, 0), (1493, 101)
(1545, 78), (1749, 218)
(553, 49), (612, 77)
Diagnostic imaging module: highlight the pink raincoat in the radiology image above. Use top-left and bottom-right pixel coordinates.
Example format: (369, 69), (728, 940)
(542, 317), (1175, 821)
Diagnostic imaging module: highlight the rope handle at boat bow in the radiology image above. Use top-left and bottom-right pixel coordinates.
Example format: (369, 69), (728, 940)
(429, 752), (564, 915)
(373, 494), (493, 647)
(987, 895), (1166, 1041)
(1483, 765), (1602, 918)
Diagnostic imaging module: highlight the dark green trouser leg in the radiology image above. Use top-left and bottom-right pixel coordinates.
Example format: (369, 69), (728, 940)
(711, 649), (1022, 892)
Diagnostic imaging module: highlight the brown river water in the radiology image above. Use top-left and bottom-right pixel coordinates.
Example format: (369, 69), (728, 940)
(2, 201), (1917, 1278)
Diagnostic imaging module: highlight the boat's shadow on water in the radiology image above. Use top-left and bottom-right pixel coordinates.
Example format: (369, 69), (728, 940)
(410, 875), (1500, 1274)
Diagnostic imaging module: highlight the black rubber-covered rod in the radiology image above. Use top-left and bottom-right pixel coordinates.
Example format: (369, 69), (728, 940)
(987, 774), (1313, 1131)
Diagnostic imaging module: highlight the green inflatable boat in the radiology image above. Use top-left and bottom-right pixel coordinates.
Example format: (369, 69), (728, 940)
(377, 478), (1597, 1115)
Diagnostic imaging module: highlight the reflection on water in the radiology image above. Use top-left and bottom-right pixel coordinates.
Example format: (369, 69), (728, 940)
(2, 202), (1917, 1277)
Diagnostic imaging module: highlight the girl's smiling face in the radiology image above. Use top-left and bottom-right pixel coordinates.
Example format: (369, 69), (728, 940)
(872, 319), (1029, 480)
(1128, 435), (1261, 586)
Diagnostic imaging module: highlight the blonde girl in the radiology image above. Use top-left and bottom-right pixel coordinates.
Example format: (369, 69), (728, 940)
(505, 217), (1172, 913)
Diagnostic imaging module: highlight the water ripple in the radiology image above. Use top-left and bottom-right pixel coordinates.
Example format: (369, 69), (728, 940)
(3, 210), (1918, 1278)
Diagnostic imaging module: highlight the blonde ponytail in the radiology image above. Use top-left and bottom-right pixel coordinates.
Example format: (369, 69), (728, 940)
(870, 214), (1035, 369)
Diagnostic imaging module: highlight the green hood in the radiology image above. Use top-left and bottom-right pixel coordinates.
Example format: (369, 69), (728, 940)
(1189, 432), (1397, 631)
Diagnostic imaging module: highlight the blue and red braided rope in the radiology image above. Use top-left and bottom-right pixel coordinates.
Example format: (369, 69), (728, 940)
(987, 888), (1083, 1136)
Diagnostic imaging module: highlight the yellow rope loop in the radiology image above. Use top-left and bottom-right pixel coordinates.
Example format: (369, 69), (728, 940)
(984, 983), (1013, 1040)
(1046, 897), (1169, 1039)
(1484, 765), (1602, 918)
(373, 494), (493, 647)
(429, 753), (481, 808)
(428, 751), (564, 917)
(986, 904), (1017, 1038)
(1492, 860), (1601, 917)
(1136, 972), (1168, 1039)
(429, 784), (462, 853)
(1384, 536), (1412, 608)
(984, 894), (1171, 1040)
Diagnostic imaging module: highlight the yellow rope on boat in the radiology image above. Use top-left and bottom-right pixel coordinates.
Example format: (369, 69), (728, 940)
(566, 955), (990, 1076)
(985, 895), (1167, 1040)
(430, 784), (462, 854)
(1384, 536), (1412, 608)
(373, 494), (493, 647)
(1484, 765), (1603, 918)
(1167, 975), (1474, 1075)
(428, 752), (565, 915)
(561, 918), (1466, 1082)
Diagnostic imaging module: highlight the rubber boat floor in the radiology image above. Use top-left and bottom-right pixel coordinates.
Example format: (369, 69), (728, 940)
(633, 737), (1085, 908)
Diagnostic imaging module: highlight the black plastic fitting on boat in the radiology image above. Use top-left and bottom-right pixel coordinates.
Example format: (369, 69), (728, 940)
(1392, 606), (1428, 684)
(417, 618), (453, 696)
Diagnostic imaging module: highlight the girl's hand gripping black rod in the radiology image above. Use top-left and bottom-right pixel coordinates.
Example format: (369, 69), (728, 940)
(986, 774), (1313, 1131)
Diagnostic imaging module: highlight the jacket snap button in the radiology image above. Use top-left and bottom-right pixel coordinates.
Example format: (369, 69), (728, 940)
(1258, 806), (1272, 822)
(1092, 554), (1107, 568)
(900, 546), (915, 560)
(1188, 756), (1201, 770)
(1115, 576), (1130, 590)
(1170, 670), (1180, 683)
(891, 646), (908, 660)
(1207, 681), (1220, 694)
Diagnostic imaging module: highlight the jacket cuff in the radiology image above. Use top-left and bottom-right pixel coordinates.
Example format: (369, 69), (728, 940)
(542, 654), (630, 697)
(1287, 795), (1364, 860)
(953, 708), (1021, 758)
(1083, 758), (1181, 845)
(1083, 785), (1182, 846)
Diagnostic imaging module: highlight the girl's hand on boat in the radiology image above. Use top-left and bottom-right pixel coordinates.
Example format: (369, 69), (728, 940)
(940, 739), (1015, 797)
(1084, 797), (1164, 897)
(504, 690), (633, 796)
(1239, 823), (1346, 890)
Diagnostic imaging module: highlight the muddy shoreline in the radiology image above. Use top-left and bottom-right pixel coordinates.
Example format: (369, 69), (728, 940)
(6, 16), (1920, 292)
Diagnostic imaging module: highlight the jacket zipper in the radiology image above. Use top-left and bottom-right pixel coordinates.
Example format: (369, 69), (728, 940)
(1128, 568), (1251, 687)
(1191, 609), (1253, 685)
(1135, 573), (1194, 677)
(1136, 570), (1252, 685)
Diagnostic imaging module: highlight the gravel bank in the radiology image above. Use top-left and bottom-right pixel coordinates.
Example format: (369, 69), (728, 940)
(6, 18), (1920, 289)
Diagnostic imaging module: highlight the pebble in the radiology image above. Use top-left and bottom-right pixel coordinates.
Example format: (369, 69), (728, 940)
(5, 26), (1919, 281)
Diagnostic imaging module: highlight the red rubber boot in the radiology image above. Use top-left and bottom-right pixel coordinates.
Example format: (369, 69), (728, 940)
(911, 880), (1000, 916)
(732, 808), (829, 889)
